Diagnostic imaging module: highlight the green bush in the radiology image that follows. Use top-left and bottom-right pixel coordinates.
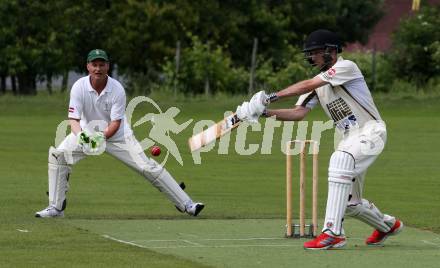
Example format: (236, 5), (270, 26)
(160, 38), (315, 96)
(254, 45), (312, 91)
(124, 72), (157, 96)
(389, 6), (440, 84)
(372, 77), (440, 101)
(161, 34), (248, 95)
(342, 52), (394, 92)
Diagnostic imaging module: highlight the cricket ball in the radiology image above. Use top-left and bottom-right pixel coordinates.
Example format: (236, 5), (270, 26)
(151, 145), (161, 156)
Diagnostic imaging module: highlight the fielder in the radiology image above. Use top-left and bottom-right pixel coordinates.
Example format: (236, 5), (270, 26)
(236, 29), (402, 249)
(35, 49), (204, 218)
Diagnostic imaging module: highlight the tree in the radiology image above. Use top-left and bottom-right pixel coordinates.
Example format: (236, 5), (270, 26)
(161, 34), (248, 95)
(106, 0), (194, 78)
(62, 1), (113, 73)
(287, 0), (384, 45)
(182, 0), (384, 67)
(0, 1), (69, 94)
(0, 0), (384, 95)
(390, 6), (440, 84)
(106, 0), (383, 92)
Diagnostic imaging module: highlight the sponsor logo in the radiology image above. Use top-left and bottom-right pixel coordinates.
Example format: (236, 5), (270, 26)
(327, 67), (336, 77)
(326, 98), (352, 122)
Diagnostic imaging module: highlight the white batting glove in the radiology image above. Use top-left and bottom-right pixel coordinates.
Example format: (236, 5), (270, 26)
(235, 91), (270, 123)
(236, 101), (259, 123)
(249, 91), (268, 115)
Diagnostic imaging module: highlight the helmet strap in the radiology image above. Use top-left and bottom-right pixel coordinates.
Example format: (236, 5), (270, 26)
(304, 51), (317, 67)
(320, 46), (334, 72)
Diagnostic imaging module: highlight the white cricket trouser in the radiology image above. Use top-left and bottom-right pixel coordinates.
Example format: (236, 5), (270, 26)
(336, 121), (387, 204)
(50, 133), (192, 211)
(334, 121), (395, 233)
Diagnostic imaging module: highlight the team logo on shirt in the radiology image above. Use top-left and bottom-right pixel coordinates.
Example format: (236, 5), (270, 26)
(103, 101), (111, 112)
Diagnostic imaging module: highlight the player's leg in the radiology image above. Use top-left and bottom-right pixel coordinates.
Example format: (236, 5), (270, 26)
(342, 124), (402, 245)
(36, 133), (86, 217)
(106, 136), (204, 216)
(346, 172), (392, 230)
(346, 198), (403, 245)
(347, 170), (403, 245)
(304, 150), (354, 250)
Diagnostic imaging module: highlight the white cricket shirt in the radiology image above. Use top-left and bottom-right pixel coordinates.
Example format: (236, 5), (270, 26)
(296, 56), (382, 132)
(68, 75), (132, 141)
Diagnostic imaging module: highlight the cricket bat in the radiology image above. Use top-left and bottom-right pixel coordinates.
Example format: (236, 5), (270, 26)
(188, 113), (241, 152)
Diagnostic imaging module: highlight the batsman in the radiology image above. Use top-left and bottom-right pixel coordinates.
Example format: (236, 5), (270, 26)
(35, 49), (204, 218)
(236, 29), (403, 250)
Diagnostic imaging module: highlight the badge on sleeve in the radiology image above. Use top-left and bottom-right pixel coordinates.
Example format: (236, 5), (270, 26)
(327, 67), (336, 77)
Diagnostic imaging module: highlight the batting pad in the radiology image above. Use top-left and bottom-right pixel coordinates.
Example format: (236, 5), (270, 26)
(142, 160), (192, 212)
(322, 151), (355, 235)
(346, 199), (395, 233)
(48, 147), (71, 210)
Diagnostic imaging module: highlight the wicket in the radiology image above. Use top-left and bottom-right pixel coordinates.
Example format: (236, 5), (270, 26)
(286, 140), (319, 238)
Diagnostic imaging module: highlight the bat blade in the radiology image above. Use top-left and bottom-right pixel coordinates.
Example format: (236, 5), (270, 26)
(188, 113), (240, 152)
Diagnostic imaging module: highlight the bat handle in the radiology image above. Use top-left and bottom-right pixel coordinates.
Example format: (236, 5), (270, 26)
(265, 92), (279, 104)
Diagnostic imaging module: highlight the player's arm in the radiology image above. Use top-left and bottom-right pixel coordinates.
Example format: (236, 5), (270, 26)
(106, 86), (125, 139)
(235, 76), (325, 123)
(68, 83), (83, 136)
(103, 120), (121, 139)
(264, 105), (311, 121)
(69, 118), (82, 135)
(274, 76), (327, 100)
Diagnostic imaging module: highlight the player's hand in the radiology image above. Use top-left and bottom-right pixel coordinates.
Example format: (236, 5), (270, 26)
(249, 91), (268, 114)
(78, 130), (106, 155)
(78, 130), (91, 145)
(236, 101), (259, 123)
(90, 131), (105, 149)
(236, 91), (268, 123)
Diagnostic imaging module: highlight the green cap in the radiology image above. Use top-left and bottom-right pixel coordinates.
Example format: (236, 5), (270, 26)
(87, 49), (109, 62)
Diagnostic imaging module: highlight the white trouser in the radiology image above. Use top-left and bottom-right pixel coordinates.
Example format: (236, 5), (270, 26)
(334, 121), (395, 232)
(337, 121), (387, 205)
(47, 133), (192, 211)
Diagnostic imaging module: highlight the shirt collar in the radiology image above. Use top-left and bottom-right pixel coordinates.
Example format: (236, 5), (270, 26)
(87, 75), (112, 93)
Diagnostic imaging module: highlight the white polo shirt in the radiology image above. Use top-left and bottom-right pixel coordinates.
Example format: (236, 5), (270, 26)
(68, 75), (132, 141)
(296, 57), (382, 132)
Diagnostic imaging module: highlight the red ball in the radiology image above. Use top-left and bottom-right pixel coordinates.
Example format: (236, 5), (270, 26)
(150, 145), (161, 156)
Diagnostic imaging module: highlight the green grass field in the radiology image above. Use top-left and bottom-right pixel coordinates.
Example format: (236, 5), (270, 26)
(1, 92), (440, 267)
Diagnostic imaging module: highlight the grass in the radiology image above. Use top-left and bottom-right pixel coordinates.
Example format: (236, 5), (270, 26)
(70, 218), (440, 268)
(1, 91), (440, 267)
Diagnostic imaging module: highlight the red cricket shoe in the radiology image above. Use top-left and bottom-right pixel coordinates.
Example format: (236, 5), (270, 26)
(303, 232), (346, 250)
(366, 219), (404, 246)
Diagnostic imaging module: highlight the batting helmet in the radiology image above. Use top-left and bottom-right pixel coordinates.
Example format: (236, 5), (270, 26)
(303, 29), (342, 71)
(303, 29), (342, 53)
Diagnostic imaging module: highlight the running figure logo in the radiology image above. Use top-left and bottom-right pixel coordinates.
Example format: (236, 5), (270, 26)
(126, 96), (192, 165)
